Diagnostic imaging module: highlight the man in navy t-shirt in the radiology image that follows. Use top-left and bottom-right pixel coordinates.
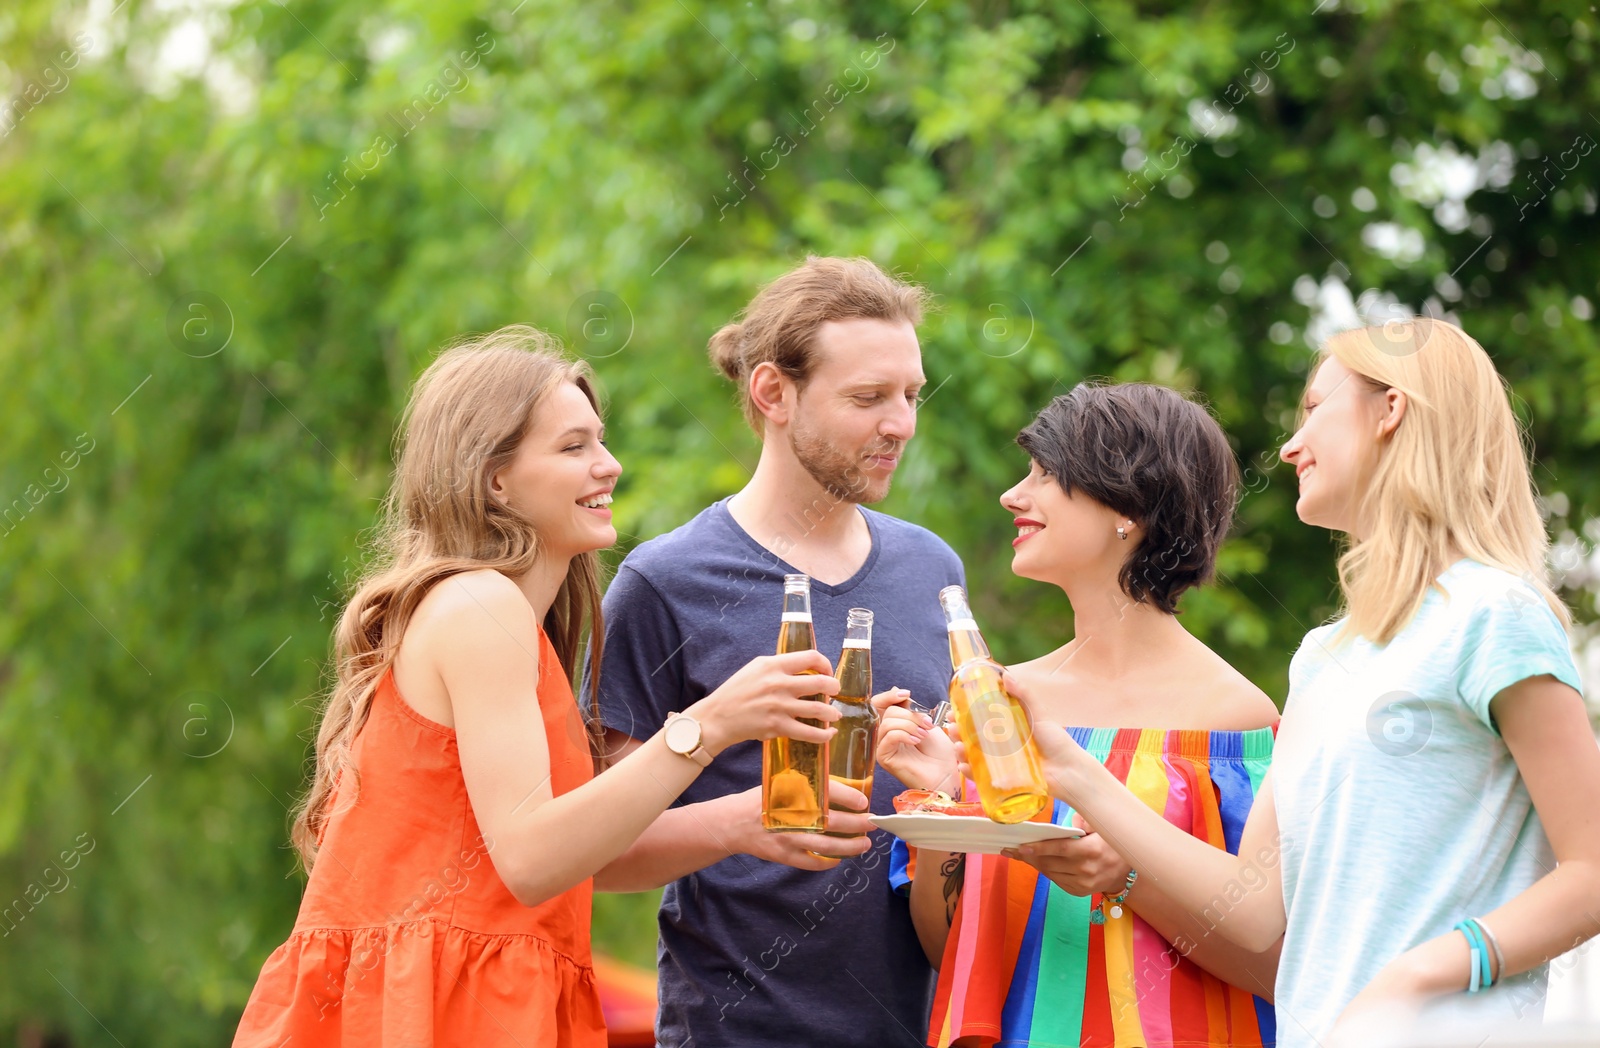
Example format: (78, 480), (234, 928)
(592, 257), (964, 1047)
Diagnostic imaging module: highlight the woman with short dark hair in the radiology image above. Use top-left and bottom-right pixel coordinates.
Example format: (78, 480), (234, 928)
(876, 382), (1281, 1046)
(1022, 322), (1598, 1044)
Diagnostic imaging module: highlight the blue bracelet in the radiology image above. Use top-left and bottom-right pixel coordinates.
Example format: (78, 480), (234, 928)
(1473, 918), (1495, 989)
(1455, 920), (1483, 993)
(1472, 921), (1497, 985)
(1454, 919), (1494, 993)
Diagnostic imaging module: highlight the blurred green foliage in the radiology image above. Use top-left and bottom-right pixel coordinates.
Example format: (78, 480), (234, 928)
(2, 0), (1597, 1042)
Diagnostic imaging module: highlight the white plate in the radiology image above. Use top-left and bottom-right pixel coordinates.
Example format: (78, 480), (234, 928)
(869, 813), (1084, 855)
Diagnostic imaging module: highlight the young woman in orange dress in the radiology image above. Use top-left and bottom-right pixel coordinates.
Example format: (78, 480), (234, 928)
(233, 326), (843, 1048)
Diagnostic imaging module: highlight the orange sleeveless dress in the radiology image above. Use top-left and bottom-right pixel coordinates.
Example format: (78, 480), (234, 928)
(233, 628), (607, 1047)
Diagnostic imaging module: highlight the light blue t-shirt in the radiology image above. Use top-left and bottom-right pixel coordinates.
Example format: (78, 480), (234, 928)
(1273, 560), (1584, 1045)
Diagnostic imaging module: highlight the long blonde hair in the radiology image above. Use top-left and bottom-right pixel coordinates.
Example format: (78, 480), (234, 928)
(290, 325), (606, 870)
(1316, 318), (1568, 644)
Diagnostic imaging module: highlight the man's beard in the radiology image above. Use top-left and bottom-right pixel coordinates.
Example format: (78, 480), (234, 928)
(789, 412), (898, 505)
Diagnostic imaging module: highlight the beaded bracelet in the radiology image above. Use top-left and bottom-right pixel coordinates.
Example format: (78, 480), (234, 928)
(1091, 870), (1138, 924)
(1108, 869), (1138, 918)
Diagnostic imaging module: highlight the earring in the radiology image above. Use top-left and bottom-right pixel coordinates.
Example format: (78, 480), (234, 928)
(1117, 524), (1128, 541)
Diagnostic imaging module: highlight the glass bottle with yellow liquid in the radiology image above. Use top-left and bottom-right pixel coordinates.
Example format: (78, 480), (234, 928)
(824, 608), (877, 837)
(762, 575), (830, 832)
(938, 584), (1048, 824)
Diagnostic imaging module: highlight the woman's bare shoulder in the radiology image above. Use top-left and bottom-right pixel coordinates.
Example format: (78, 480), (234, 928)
(407, 570), (530, 638)
(1008, 645), (1078, 679)
(395, 570), (539, 721)
(1188, 648), (1281, 730)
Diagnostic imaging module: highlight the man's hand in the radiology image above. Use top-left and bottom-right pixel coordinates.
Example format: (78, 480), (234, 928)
(732, 781), (875, 870)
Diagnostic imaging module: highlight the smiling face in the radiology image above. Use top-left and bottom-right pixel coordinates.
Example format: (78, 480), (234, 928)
(999, 459), (1133, 586)
(490, 380), (622, 561)
(1279, 356), (1391, 534)
(786, 318), (925, 504)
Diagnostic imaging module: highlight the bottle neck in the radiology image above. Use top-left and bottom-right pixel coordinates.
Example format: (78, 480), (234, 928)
(835, 645), (872, 699)
(779, 578), (816, 655)
(779, 616), (817, 654)
(941, 591), (991, 668)
(947, 625), (991, 668)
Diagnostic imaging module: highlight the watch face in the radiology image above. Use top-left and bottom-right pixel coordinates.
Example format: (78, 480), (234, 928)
(666, 716), (700, 753)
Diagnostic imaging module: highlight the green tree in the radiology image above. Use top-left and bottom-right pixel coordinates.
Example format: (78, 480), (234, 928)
(2, 0), (1596, 1042)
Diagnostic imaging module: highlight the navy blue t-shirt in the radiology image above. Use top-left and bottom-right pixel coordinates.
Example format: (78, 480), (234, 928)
(594, 499), (964, 1048)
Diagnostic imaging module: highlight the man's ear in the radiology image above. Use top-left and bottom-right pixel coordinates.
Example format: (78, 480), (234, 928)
(749, 361), (793, 428)
(1376, 386), (1408, 441)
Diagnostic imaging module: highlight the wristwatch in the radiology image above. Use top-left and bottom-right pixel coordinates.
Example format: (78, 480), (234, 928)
(663, 712), (712, 767)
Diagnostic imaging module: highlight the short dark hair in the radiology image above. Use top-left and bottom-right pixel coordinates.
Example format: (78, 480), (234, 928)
(1016, 382), (1239, 614)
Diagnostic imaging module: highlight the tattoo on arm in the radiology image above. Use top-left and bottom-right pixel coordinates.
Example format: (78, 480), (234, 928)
(940, 854), (965, 924)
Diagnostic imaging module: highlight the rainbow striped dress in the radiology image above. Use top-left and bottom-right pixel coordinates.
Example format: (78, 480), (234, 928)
(889, 725), (1276, 1048)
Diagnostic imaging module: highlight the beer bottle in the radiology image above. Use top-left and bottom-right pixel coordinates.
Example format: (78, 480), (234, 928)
(938, 585), (1048, 824)
(762, 574), (830, 833)
(825, 608), (877, 837)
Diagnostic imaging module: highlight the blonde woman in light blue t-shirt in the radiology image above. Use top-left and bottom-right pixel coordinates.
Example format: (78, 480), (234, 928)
(1005, 319), (1600, 1045)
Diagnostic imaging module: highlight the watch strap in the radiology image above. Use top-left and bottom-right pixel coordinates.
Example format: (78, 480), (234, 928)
(665, 712), (712, 767)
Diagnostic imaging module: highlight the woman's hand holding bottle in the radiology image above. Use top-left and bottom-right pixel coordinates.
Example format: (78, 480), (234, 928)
(1000, 670), (1099, 801)
(687, 651), (841, 757)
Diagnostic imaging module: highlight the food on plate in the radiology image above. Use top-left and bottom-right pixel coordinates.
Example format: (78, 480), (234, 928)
(892, 788), (988, 819)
